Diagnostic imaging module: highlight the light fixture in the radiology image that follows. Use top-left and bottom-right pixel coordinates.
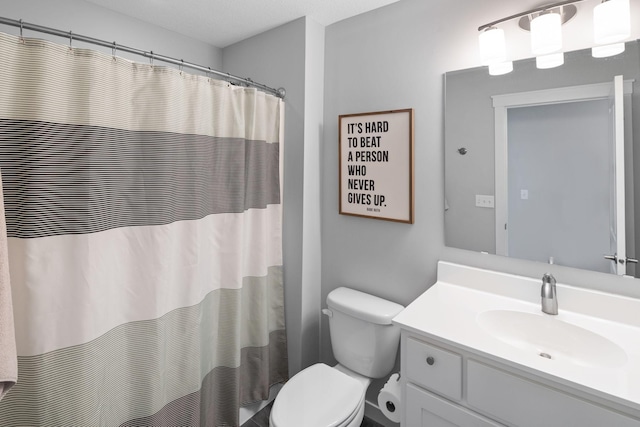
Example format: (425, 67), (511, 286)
(531, 12), (563, 55)
(592, 0), (630, 57)
(593, 0), (631, 45)
(536, 52), (565, 69)
(477, 0), (634, 75)
(592, 42), (626, 57)
(489, 61), (514, 76)
(479, 27), (506, 65)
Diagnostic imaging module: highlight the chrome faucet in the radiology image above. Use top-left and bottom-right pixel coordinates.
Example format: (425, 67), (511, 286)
(541, 273), (558, 315)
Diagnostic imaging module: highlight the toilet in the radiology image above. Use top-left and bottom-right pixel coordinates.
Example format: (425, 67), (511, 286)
(270, 287), (404, 427)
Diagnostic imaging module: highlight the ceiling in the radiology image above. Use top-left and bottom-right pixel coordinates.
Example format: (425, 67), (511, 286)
(84, 0), (401, 48)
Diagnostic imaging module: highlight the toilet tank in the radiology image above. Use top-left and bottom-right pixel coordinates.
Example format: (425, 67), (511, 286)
(326, 287), (404, 378)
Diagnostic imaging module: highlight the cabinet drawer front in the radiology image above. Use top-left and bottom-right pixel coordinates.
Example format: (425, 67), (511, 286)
(467, 360), (640, 427)
(406, 383), (503, 427)
(406, 337), (462, 400)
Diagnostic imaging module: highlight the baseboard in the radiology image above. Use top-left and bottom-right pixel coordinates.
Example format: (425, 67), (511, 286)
(238, 383), (283, 425)
(365, 399), (400, 427)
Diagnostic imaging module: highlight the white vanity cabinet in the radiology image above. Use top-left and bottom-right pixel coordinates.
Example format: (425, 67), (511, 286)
(402, 334), (501, 426)
(400, 330), (640, 427)
(393, 261), (640, 427)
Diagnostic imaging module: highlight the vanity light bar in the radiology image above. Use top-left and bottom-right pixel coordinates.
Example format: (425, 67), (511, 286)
(477, 0), (586, 32)
(478, 0), (632, 75)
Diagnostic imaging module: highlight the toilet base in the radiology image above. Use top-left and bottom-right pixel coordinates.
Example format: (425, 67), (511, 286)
(343, 400), (365, 427)
(269, 398), (364, 427)
(269, 363), (370, 427)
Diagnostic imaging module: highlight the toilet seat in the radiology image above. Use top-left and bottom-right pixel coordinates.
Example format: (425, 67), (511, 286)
(270, 363), (366, 427)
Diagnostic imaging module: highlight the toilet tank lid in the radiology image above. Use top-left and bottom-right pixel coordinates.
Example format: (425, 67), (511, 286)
(327, 287), (404, 325)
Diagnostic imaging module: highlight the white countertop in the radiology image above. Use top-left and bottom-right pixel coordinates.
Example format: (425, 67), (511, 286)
(393, 261), (640, 412)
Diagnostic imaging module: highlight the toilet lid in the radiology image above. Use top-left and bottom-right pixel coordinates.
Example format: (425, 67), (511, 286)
(271, 363), (365, 427)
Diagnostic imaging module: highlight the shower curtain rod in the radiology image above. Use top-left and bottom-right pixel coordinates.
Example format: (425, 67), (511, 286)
(0, 16), (286, 99)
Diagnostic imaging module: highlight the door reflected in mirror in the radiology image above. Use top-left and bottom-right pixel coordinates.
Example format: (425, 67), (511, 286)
(444, 40), (640, 277)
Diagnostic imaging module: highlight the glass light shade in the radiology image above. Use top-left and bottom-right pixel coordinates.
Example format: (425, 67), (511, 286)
(536, 52), (564, 69)
(489, 61), (513, 76)
(594, 0), (631, 45)
(592, 42), (626, 57)
(531, 13), (563, 55)
(479, 27), (506, 65)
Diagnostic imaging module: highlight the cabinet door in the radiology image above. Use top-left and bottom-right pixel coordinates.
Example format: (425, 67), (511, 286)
(467, 360), (640, 427)
(406, 383), (503, 427)
(406, 337), (462, 400)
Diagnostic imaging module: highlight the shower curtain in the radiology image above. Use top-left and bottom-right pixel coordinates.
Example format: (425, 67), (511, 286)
(0, 31), (287, 426)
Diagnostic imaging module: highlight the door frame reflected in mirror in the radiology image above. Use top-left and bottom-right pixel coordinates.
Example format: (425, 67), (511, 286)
(492, 78), (634, 275)
(444, 40), (640, 277)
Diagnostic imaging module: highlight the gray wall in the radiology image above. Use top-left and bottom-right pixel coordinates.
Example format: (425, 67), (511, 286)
(323, 0), (640, 420)
(223, 17), (325, 377)
(322, 0), (449, 412)
(0, 0), (221, 70)
(301, 18), (325, 375)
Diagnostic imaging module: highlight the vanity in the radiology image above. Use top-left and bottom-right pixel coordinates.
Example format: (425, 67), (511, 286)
(392, 261), (640, 426)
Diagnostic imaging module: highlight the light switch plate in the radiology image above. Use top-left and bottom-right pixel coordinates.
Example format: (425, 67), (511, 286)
(476, 195), (495, 208)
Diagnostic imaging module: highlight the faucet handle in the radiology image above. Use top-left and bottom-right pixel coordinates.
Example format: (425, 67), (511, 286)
(541, 273), (558, 315)
(541, 273), (556, 298)
(542, 273), (556, 286)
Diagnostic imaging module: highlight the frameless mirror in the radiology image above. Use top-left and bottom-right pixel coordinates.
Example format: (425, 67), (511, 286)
(444, 40), (640, 277)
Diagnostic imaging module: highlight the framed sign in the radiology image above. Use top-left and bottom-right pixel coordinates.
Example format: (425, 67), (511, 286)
(339, 109), (414, 223)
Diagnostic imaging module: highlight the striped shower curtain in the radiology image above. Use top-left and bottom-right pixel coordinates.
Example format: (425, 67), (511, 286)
(0, 31), (287, 426)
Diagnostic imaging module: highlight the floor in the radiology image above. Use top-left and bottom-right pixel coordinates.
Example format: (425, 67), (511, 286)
(240, 401), (385, 427)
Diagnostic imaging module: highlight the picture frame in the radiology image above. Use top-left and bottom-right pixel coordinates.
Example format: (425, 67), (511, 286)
(338, 109), (414, 223)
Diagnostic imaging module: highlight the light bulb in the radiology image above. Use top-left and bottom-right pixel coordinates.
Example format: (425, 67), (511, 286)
(531, 13), (563, 55)
(479, 27), (506, 65)
(592, 43), (626, 57)
(489, 61), (513, 75)
(536, 52), (564, 69)
(594, 0), (631, 45)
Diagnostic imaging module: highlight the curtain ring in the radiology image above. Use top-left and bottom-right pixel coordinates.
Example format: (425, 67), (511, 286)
(207, 67), (211, 82)
(179, 59), (184, 74)
(149, 51), (154, 68)
(112, 42), (117, 61)
(69, 31), (73, 50)
(18, 19), (24, 43)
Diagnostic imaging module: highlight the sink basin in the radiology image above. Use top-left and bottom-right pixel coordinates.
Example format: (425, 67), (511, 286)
(393, 262), (640, 408)
(477, 310), (628, 368)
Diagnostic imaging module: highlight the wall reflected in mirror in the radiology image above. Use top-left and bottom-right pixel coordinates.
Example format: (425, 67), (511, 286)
(444, 40), (640, 277)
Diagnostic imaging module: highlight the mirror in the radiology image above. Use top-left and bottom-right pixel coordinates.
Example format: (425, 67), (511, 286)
(444, 40), (640, 277)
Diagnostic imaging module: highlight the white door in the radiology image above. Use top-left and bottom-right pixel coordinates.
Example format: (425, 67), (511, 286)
(493, 78), (632, 273)
(607, 75), (626, 275)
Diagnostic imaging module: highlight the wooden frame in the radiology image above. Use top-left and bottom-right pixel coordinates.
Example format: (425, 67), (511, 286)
(339, 109), (414, 223)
